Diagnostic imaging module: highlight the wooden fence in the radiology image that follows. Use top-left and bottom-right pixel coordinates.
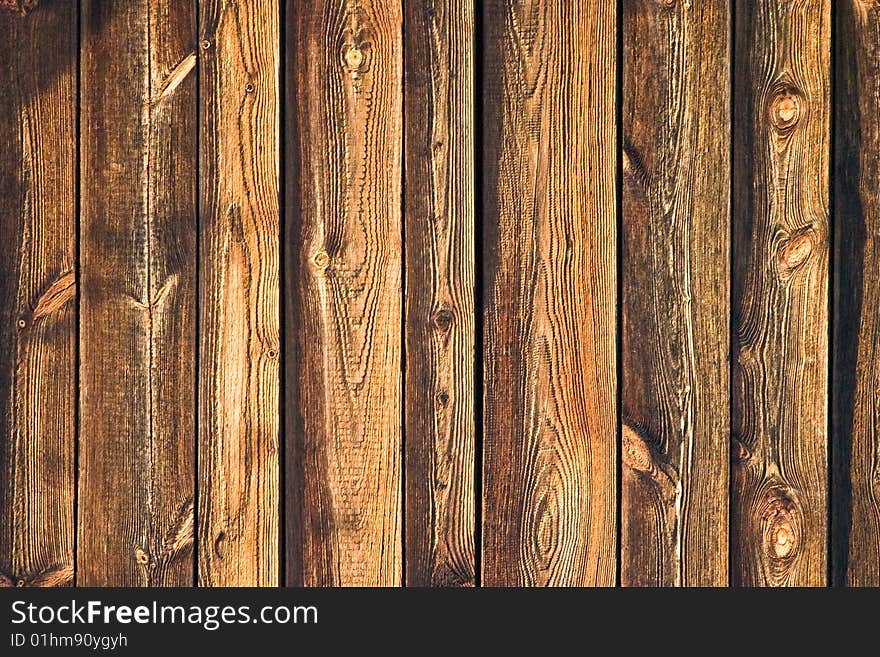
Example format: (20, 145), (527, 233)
(0, 0), (874, 587)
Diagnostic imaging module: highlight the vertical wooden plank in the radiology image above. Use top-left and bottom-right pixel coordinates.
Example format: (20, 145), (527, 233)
(199, 0), (279, 586)
(0, 2), (76, 588)
(285, 0), (402, 586)
(620, 1), (730, 586)
(834, 0), (880, 587)
(79, 0), (197, 586)
(404, 0), (475, 587)
(482, 0), (617, 586)
(732, 0), (830, 587)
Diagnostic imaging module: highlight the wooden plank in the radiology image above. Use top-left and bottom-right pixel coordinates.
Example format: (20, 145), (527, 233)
(481, 0), (617, 586)
(620, 0), (730, 586)
(0, 2), (76, 588)
(403, 0), (475, 587)
(79, 0), (197, 586)
(199, 0), (280, 586)
(285, 0), (402, 586)
(833, 0), (880, 587)
(731, 0), (830, 587)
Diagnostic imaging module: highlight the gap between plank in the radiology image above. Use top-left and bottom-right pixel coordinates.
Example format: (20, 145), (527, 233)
(193, 0), (201, 588)
(73, 0), (82, 589)
(614, 0), (623, 587)
(727, 0), (736, 589)
(472, 0), (485, 589)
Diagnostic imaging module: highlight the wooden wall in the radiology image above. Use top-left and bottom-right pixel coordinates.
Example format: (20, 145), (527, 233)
(0, 0), (877, 587)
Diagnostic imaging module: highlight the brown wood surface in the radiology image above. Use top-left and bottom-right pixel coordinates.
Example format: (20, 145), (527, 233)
(79, 0), (197, 586)
(404, 0), (475, 587)
(285, 0), (403, 586)
(0, 0), (39, 15)
(1, 0), (875, 590)
(621, 0), (730, 587)
(198, 0), (280, 586)
(481, 0), (617, 586)
(732, 0), (830, 587)
(0, 1), (76, 588)
(834, 0), (880, 587)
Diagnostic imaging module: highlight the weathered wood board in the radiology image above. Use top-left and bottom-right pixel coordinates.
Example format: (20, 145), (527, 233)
(79, 0), (197, 587)
(404, 0), (476, 587)
(481, 0), (618, 586)
(198, 0), (280, 586)
(621, 0), (731, 587)
(0, 1), (77, 588)
(285, 0), (402, 586)
(731, 0), (830, 587)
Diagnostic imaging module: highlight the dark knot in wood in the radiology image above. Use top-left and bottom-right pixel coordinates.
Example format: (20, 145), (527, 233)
(432, 307), (454, 332)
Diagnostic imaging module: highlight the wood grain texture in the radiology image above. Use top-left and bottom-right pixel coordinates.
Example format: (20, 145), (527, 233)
(732, 0), (830, 587)
(79, 0), (197, 587)
(198, 0), (280, 586)
(0, 0), (39, 15)
(404, 0), (475, 587)
(285, 0), (402, 587)
(0, 2), (76, 588)
(481, 0), (617, 586)
(834, 0), (880, 587)
(621, 0), (730, 587)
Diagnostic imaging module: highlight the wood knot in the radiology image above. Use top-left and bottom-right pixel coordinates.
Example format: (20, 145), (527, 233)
(27, 271), (76, 323)
(528, 482), (562, 571)
(135, 548), (150, 565)
(776, 227), (816, 277)
(17, 318), (26, 328)
(214, 531), (226, 560)
(245, 81), (255, 94)
(340, 7), (373, 86)
(436, 390), (449, 407)
(622, 139), (650, 190)
(732, 437), (752, 463)
(200, 39), (212, 50)
(149, 54), (197, 105)
(161, 498), (194, 561)
(432, 307), (454, 332)
(344, 47), (365, 71)
(780, 233), (812, 267)
(773, 524), (794, 558)
(758, 483), (803, 570)
(312, 250), (330, 269)
(622, 422), (679, 502)
(622, 424), (654, 474)
(768, 88), (803, 132)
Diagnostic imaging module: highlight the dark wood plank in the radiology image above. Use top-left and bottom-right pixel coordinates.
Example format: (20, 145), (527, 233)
(482, 0), (617, 586)
(0, 1), (76, 588)
(834, 0), (880, 587)
(198, 0), (279, 586)
(404, 0), (475, 587)
(79, 0), (197, 586)
(285, 0), (403, 586)
(732, 0), (830, 587)
(620, 0), (730, 586)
